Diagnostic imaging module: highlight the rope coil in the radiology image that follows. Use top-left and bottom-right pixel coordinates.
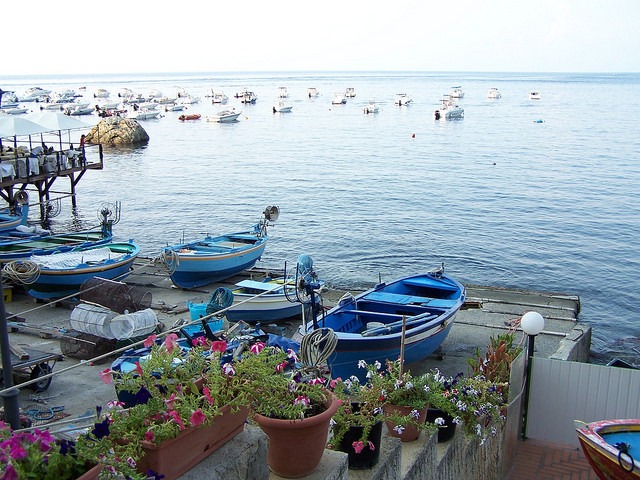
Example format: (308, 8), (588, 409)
(3, 260), (41, 284)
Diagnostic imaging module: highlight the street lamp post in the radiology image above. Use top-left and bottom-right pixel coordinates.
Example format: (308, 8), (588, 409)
(521, 311), (545, 440)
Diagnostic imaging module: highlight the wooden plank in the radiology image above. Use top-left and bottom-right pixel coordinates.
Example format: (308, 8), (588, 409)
(10, 344), (30, 360)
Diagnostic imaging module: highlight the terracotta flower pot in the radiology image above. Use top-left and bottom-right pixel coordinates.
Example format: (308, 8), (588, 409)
(253, 393), (339, 478)
(136, 405), (249, 480)
(75, 464), (101, 480)
(383, 404), (428, 442)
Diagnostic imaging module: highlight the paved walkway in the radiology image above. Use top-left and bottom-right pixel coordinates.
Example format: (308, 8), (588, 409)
(506, 439), (600, 480)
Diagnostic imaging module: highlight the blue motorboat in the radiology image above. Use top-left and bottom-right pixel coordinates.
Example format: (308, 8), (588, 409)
(162, 206), (279, 289)
(5, 240), (140, 299)
(303, 266), (465, 381)
(0, 191), (29, 232)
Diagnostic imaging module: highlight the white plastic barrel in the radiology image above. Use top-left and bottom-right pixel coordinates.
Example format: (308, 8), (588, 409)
(69, 303), (118, 338)
(109, 308), (158, 339)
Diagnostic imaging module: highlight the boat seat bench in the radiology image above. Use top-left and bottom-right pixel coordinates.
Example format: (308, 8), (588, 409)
(365, 291), (458, 308)
(235, 279), (282, 292)
(335, 309), (413, 320)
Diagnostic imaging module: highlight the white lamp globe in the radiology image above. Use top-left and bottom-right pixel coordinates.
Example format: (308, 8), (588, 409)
(521, 311), (545, 336)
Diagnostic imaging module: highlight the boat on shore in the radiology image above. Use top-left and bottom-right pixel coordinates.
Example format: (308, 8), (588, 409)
(0, 205), (116, 263)
(0, 194), (29, 232)
(576, 418), (640, 479)
(5, 240), (140, 299)
(162, 206), (279, 289)
(302, 266), (465, 381)
(225, 277), (316, 323)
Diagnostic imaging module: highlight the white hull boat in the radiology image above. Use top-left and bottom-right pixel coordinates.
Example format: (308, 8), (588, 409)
(487, 88), (502, 99)
(273, 101), (293, 113)
(207, 109), (242, 123)
(363, 101), (379, 114)
(395, 93), (413, 106)
(434, 96), (464, 120)
(332, 93), (347, 105)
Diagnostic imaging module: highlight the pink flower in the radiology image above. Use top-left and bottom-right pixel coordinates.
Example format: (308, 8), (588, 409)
(164, 333), (179, 353)
(203, 387), (215, 405)
(143, 334), (157, 348)
(367, 441), (375, 451)
(250, 342), (265, 354)
(190, 409), (206, 426)
(99, 368), (113, 384)
(167, 410), (185, 430)
(134, 362), (143, 377)
(144, 430), (155, 442)
(164, 394), (177, 410)
(192, 336), (207, 347)
(352, 440), (365, 454)
(275, 361), (288, 373)
(211, 340), (227, 353)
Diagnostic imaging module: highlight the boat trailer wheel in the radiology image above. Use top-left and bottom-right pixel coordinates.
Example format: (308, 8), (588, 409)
(29, 363), (53, 393)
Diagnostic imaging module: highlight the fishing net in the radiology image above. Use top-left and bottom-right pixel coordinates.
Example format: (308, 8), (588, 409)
(79, 277), (152, 314)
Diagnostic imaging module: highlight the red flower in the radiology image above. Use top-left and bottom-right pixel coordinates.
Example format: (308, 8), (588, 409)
(164, 333), (179, 354)
(190, 409), (206, 426)
(143, 334), (157, 348)
(99, 368), (113, 385)
(211, 340), (227, 353)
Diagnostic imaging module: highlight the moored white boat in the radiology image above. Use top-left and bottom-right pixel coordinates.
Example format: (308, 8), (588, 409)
(529, 91), (541, 100)
(487, 87), (502, 99)
(307, 87), (319, 97)
(207, 108), (242, 123)
(394, 93), (412, 106)
(363, 101), (379, 114)
(434, 95), (464, 120)
(273, 101), (293, 113)
(345, 87), (356, 98)
(127, 106), (161, 120)
(209, 91), (229, 104)
(450, 86), (464, 98)
(331, 92), (347, 105)
(277, 86), (289, 98)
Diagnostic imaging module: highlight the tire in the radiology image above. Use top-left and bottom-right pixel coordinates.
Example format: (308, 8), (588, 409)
(29, 363), (52, 393)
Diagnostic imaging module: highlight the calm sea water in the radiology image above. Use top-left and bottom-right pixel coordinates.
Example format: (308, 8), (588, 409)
(3, 71), (640, 363)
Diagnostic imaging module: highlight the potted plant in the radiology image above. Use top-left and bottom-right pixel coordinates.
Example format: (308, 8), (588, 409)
(325, 360), (388, 469)
(368, 358), (437, 442)
(0, 411), (141, 480)
(236, 342), (339, 478)
(467, 331), (523, 399)
(98, 333), (249, 480)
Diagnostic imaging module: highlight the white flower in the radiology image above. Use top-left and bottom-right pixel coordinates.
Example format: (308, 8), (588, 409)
(393, 425), (405, 435)
(405, 381), (413, 390)
(358, 360), (367, 369)
(374, 360), (382, 370)
(409, 409), (421, 419)
(435, 417), (446, 426)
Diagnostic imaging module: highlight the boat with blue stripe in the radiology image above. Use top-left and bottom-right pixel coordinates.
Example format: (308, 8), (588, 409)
(162, 206), (278, 289)
(303, 265), (465, 381)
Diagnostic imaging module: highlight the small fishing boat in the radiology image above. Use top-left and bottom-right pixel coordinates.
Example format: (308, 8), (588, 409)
(345, 87), (356, 98)
(307, 87), (319, 98)
(277, 86), (289, 98)
(487, 87), (502, 99)
(363, 101), (379, 114)
(272, 101), (293, 113)
(332, 92), (347, 105)
(394, 93), (413, 106)
(206, 109), (242, 123)
(0, 204), (116, 263)
(162, 206), (279, 289)
(529, 91), (541, 100)
(576, 418), (640, 479)
(178, 114), (201, 121)
(5, 241), (140, 299)
(225, 277), (317, 323)
(450, 86), (464, 98)
(0, 194), (29, 232)
(302, 265), (465, 381)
